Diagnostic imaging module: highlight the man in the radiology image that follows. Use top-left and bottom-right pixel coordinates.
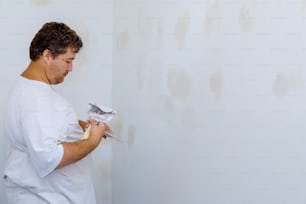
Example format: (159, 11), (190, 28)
(3, 22), (111, 203)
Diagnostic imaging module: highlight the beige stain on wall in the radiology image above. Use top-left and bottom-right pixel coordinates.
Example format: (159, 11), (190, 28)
(167, 66), (192, 101)
(273, 70), (304, 97)
(116, 29), (129, 50)
(174, 13), (190, 49)
(128, 125), (136, 147)
(157, 19), (163, 49)
(210, 70), (224, 100)
(202, 0), (224, 34)
(239, 5), (256, 32)
(302, 0), (306, 11)
(31, 0), (52, 5)
(147, 64), (176, 124)
(112, 113), (123, 140)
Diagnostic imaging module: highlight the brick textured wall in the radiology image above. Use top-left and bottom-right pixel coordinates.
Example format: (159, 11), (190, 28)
(112, 1), (306, 204)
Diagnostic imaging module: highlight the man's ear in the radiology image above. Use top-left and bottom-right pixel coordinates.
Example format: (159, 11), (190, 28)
(42, 49), (53, 63)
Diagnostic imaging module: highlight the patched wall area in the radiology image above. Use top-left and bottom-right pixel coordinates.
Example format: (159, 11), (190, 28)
(112, 1), (306, 204)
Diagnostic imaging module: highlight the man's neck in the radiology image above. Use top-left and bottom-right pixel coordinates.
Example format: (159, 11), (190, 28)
(21, 61), (49, 84)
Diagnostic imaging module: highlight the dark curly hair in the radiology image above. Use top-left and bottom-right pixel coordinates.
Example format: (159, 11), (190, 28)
(29, 22), (83, 60)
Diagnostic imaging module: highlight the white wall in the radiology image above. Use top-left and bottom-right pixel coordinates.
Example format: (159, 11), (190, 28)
(112, 1), (306, 204)
(0, 1), (112, 204)
(3, 1), (306, 204)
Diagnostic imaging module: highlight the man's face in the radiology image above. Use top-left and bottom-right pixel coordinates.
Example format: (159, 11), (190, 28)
(46, 47), (76, 84)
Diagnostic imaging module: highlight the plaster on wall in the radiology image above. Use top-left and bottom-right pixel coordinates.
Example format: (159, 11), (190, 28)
(116, 29), (129, 50)
(167, 66), (192, 101)
(31, 0), (53, 6)
(209, 69), (224, 100)
(111, 1), (306, 204)
(202, 0), (224, 34)
(174, 12), (190, 49)
(128, 125), (136, 147)
(157, 19), (163, 49)
(239, 4), (256, 32)
(273, 69), (304, 97)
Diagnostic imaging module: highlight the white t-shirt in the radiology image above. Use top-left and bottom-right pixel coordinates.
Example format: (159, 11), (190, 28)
(4, 76), (96, 204)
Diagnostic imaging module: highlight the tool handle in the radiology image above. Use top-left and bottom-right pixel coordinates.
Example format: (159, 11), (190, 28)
(80, 124), (91, 140)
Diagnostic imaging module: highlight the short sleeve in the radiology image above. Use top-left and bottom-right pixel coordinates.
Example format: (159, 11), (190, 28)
(20, 96), (65, 177)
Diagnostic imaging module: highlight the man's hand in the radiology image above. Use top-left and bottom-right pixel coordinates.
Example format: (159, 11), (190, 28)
(57, 120), (112, 169)
(88, 119), (112, 140)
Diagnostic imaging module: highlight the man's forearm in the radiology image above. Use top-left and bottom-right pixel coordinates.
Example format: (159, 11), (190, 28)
(56, 138), (100, 169)
(56, 121), (110, 169)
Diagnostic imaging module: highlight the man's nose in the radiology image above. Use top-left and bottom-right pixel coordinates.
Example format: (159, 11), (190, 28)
(67, 63), (73, 71)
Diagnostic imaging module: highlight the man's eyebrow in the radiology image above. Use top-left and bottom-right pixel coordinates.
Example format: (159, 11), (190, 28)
(64, 57), (75, 60)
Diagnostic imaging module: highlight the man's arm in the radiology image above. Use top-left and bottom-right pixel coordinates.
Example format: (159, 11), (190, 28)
(56, 120), (111, 169)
